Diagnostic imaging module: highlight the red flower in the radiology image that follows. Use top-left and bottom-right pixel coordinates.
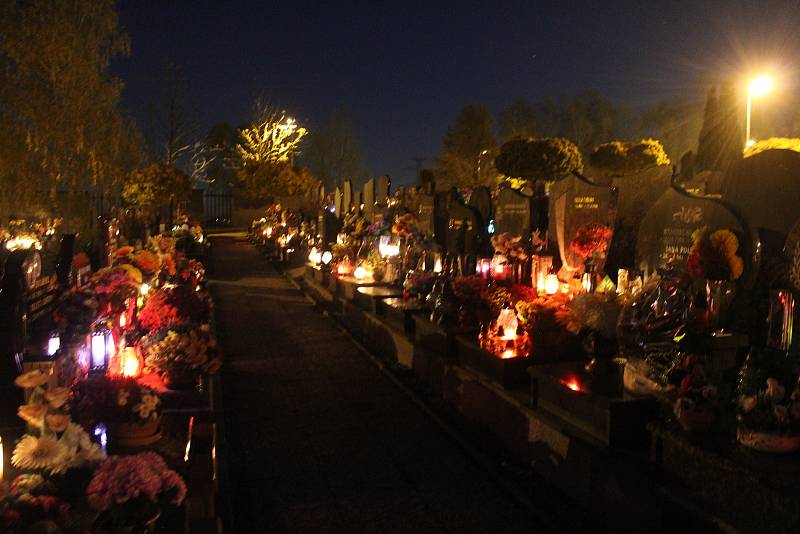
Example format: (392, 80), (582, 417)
(570, 224), (612, 258)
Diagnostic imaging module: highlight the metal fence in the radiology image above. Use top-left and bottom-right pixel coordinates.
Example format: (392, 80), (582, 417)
(204, 191), (232, 227)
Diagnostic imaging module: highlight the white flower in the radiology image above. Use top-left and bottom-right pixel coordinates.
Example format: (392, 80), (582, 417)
(766, 378), (785, 403)
(12, 435), (67, 473)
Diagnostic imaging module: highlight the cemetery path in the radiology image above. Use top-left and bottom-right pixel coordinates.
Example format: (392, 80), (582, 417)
(209, 233), (548, 534)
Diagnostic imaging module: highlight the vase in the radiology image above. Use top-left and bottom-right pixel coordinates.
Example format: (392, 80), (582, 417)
(107, 419), (162, 448)
(165, 367), (199, 390)
(706, 279), (733, 333)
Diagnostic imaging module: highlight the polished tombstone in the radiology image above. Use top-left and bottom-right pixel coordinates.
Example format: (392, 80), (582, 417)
(317, 209), (342, 248)
(376, 175), (390, 207)
(334, 186), (342, 218)
(467, 187), (492, 232)
(417, 193), (435, 237)
(363, 178), (375, 222)
(494, 187), (533, 237)
(635, 183), (758, 282)
(549, 173), (618, 275)
(343, 180), (352, 215)
(445, 192), (486, 273)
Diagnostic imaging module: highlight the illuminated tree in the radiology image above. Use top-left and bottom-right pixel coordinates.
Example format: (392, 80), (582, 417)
(237, 108), (308, 165)
(743, 137), (800, 158)
(494, 137), (583, 187)
(122, 163), (191, 209)
(589, 139), (670, 179)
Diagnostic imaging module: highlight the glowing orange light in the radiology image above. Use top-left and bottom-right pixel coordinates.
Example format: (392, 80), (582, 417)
(562, 377), (583, 392)
(119, 313), (127, 329)
(501, 349), (516, 359)
(119, 348), (141, 377)
(545, 274), (560, 295)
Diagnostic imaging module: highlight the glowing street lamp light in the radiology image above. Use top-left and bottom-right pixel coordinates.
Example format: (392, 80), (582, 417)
(746, 75), (773, 146)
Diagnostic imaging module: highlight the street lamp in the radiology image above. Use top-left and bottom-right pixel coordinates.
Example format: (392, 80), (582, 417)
(746, 75), (773, 147)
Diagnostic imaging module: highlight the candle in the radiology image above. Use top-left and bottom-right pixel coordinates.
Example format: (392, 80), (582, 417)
(354, 266), (367, 280)
(545, 274), (560, 295)
(433, 257), (443, 273)
(0, 435), (4, 480)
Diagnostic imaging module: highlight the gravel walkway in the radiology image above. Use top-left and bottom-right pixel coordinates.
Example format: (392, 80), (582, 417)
(210, 234), (546, 533)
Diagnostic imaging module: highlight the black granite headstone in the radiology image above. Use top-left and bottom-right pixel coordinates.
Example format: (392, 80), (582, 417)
(446, 194), (485, 256)
(376, 175), (390, 206)
(494, 187), (532, 238)
(636, 184), (757, 281)
(468, 187), (492, 230)
(549, 173), (618, 273)
(317, 210), (341, 247)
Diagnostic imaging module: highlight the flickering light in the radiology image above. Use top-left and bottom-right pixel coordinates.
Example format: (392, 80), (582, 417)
(93, 424), (108, 453)
(545, 274), (560, 295)
(497, 308), (518, 340)
(581, 272), (594, 293)
(337, 262), (351, 275)
(433, 257), (443, 273)
(140, 283), (150, 296)
(47, 334), (60, 357)
(119, 347), (141, 377)
(308, 247), (322, 264)
(354, 266), (367, 280)
(501, 349), (516, 359)
(266, 227), (273, 237)
(562, 376), (584, 392)
(119, 313), (127, 329)
(321, 251), (333, 265)
(378, 238), (400, 258)
(91, 332), (107, 369)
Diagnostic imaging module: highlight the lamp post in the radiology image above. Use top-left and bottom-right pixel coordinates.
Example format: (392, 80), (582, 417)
(746, 75), (773, 147)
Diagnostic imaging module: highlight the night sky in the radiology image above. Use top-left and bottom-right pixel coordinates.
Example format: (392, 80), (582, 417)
(115, 0), (800, 185)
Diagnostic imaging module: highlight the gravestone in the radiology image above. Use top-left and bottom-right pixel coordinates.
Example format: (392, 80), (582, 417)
(318, 185), (325, 206)
(343, 181), (352, 215)
(494, 187), (532, 238)
(376, 175), (390, 206)
(446, 194), (486, 257)
(468, 187), (492, 230)
(549, 173), (618, 274)
(317, 210), (341, 247)
(636, 184), (757, 282)
(352, 191), (362, 213)
(363, 178), (375, 222)
(433, 192), (450, 248)
(417, 193), (435, 237)
(334, 187), (342, 218)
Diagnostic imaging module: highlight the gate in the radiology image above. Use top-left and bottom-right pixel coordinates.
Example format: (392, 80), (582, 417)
(203, 191), (232, 227)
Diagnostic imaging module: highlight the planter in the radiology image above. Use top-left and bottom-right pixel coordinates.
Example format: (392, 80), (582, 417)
(107, 419), (162, 448)
(737, 427), (800, 453)
(457, 336), (531, 389)
(164, 368), (200, 391)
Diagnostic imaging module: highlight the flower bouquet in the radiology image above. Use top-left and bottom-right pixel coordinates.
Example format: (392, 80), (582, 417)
(137, 285), (206, 333)
(12, 370), (105, 476)
(736, 350), (800, 452)
(491, 233), (528, 261)
(672, 354), (718, 432)
(140, 326), (221, 389)
(132, 250), (161, 278)
(73, 376), (162, 447)
(403, 271), (434, 300)
(392, 214), (419, 239)
(87, 452), (186, 533)
(570, 223), (613, 260)
(88, 267), (139, 316)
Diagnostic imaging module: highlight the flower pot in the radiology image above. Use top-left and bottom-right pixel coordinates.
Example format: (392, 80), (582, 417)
(164, 368), (199, 390)
(737, 426), (800, 453)
(107, 418), (162, 448)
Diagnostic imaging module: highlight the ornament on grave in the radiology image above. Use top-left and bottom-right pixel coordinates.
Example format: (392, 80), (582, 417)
(549, 173), (618, 277)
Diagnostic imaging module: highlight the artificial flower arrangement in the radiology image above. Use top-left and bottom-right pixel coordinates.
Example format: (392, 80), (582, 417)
(137, 285), (206, 333)
(403, 271), (435, 300)
(12, 370), (105, 476)
(131, 250), (161, 278)
(570, 223), (613, 260)
(687, 227), (744, 281)
(140, 325), (221, 388)
(736, 350), (800, 452)
(391, 213), (419, 239)
(365, 220), (392, 238)
(672, 354), (719, 432)
(341, 210), (367, 239)
(72, 376), (162, 447)
(491, 233), (529, 261)
(87, 267), (139, 316)
(87, 452), (186, 532)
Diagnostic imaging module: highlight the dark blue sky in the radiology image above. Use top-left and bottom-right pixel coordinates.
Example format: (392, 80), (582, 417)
(115, 0), (800, 185)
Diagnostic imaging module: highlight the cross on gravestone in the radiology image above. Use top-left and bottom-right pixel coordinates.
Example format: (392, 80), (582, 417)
(468, 187), (492, 230)
(636, 184), (758, 283)
(549, 173), (618, 274)
(376, 175), (390, 206)
(363, 178), (375, 222)
(494, 187), (532, 238)
(417, 193), (435, 237)
(343, 181), (352, 215)
(334, 187), (342, 218)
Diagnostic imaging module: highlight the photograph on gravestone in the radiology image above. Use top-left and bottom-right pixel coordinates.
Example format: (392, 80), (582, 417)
(334, 187), (342, 218)
(636, 184), (758, 285)
(417, 193), (435, 237)
(343, 180), (352, 214)
(363, 178), (375, 222)
(468, 187), (492, 231)
(494, 187), (532, 238)
(549, 173), (618, 275)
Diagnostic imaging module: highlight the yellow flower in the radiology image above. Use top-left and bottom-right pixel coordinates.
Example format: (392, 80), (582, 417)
(14, 370), (50, 389)
(12, 435), (66, 473)
(44, 387), (71, 408)
(18, 403), (47, 425)
(45, 414), (71, 432)
(729, 254), (744, 281)
(710, 229), (739, 258)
